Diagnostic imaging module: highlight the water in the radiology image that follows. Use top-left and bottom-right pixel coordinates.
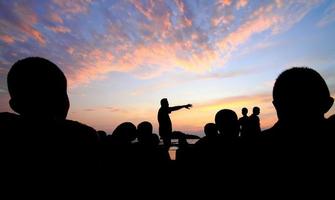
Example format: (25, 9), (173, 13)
(167, 139), (199, 160)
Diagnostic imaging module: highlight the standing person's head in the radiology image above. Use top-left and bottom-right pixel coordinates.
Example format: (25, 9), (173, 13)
(272, 67), (333, 126)
(252, 107), (260, 116)
(241, 107), (248, 116)
(160, 98), (169, 108)
(7, 57), (69, 120)
(215, 109), (239, 138)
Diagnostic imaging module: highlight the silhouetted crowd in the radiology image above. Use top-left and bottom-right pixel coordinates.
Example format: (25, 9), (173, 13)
(1, 57), (334, 190)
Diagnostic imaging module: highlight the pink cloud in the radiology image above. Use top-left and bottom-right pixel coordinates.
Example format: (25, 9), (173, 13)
(236, 0), (248, 10)
(0, 35), (15, 44)
(52, 0), (93, 14)
(14, 4), (46, 45)
(67, 47), (75, 55)
(66, 48), (115, 87)
(317, 1), (335, 27)
(175, 0), (186, 14)
(46, 25), (71, 33)
(211, 15), (234, 27)
(22, 26), (46, 45)
(0, 67), (7, 75)
(62, 0), (321, 87)
(130, 0), (154, 21)
(0, 3), (46, 45)
(220, 14), (281, 49)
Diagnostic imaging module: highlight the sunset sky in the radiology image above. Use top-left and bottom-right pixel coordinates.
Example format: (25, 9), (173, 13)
(1, 0), (335, 136)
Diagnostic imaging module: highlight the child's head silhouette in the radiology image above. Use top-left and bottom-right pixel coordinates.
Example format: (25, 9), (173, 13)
(7, 57), (69, 120)
(273, 67), (333, 125)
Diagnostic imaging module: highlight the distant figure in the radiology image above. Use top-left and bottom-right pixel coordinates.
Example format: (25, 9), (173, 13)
(157, 98), (192, 147)
(238, 107), (249, 138)
(248, 106), (261, 138)
(0, 57), (98, 181)
(262, 67), (334, 173)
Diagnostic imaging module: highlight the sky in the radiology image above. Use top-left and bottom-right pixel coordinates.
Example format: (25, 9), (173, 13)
(1, 0), (335, 136)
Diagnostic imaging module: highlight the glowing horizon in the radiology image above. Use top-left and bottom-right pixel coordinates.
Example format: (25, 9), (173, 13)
(1, 0), (335, 135)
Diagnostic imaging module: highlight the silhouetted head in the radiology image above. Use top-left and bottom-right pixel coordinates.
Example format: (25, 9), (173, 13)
(137, 121), (153, 141)
(137, 121), (153, 135)
(252, 107), (260, 115)
(97, 130), (107, 141)
(160, 98), (169, 108)
(215, 109), (239, 137)
(242, 107), (248, 116)
(112, 122), (137, 143)
(273, 67), (333, 126)
(7, 57), (69, 120)
(204, 123), (218, 138)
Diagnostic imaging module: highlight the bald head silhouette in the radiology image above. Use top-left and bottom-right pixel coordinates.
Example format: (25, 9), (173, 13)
(272, 67), (333, 126)
(7, 57), (69, 120)
(215, 109), (239, 138)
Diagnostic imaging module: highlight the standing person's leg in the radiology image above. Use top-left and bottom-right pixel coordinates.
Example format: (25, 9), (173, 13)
(163, 135), (171, 148)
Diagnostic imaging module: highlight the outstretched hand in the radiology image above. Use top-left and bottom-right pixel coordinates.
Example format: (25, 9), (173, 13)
(185, 104), (192, 109)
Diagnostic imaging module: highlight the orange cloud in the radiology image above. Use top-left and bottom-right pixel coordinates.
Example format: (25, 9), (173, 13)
(0, 35), (15, 44)
(46, 25), (71, 33)
(218, 0), (232, 7)
(49, 12), (64, 24)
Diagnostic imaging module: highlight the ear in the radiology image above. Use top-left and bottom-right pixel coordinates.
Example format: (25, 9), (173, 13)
(323, 97), (334, 114)
(9, 98), (21, 114)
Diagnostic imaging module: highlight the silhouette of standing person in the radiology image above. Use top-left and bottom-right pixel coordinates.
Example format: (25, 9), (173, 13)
(238, 107), (249, 138)
(158, 98), (192, 147)
(248, 106), (261, 138)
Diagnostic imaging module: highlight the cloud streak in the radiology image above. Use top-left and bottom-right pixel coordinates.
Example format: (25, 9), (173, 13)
(318, 1), (335, 27)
